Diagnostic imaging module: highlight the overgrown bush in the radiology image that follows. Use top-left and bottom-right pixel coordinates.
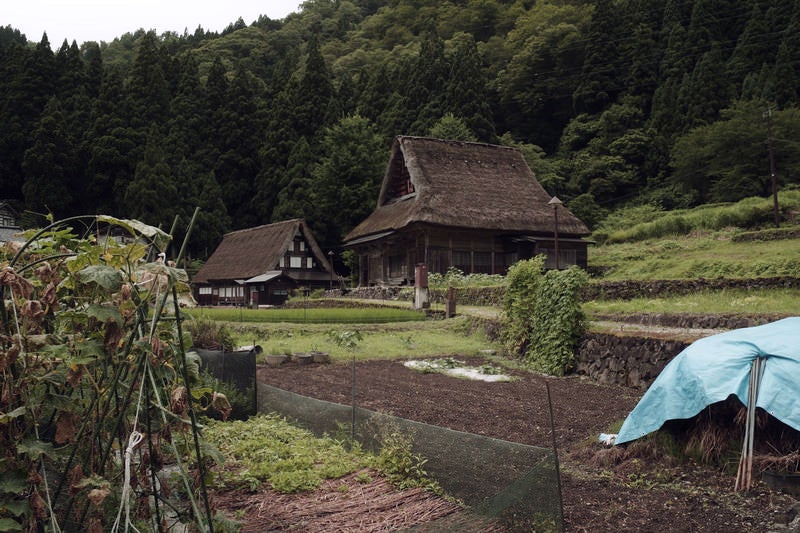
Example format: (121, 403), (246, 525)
(198, 370), (252, 421)
(428, 267), (505, 288)
(186, 317), (236, 351)
(0, 215), (219, 532)
(501, 256), (588, 375)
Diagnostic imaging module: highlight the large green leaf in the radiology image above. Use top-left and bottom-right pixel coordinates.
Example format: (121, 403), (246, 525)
(0, 517), (22, 531)
(0, 473), (28, 494)
(16, 438), (56, 460)
(97, 216), (172, 251)
(86, 303), (123, 325)
(0, 407), (25, 425)
(76, 265), (122, 291)
(0, 500), (28, 517)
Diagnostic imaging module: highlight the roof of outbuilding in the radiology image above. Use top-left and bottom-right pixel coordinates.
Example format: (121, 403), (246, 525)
(192, 219), (331, 284)
(344, 136), (589, 243)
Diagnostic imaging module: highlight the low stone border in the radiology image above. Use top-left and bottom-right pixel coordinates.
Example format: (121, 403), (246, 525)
(590, 312), (792, 330)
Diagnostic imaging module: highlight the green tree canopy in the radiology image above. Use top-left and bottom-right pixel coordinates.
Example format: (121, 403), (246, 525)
(311, 114), (386, 248)
(670, 101), (800, 203)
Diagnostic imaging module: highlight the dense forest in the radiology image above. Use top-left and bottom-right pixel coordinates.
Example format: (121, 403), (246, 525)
(2, 0), (800, 258)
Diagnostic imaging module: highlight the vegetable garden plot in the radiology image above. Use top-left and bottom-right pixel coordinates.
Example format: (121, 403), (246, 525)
(257, 382), (563, 532)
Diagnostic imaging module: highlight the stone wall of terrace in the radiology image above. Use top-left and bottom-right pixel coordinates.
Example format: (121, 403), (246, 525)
(581, 276), (800, 301)
(575, 332), (689, 389)
(333, 275), (800, 305)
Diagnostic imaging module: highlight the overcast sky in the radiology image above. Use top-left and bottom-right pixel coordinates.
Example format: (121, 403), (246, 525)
(4, 1), (302, 48)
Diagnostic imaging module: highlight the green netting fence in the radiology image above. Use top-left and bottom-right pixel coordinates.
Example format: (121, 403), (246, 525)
(257, 382), (563, 532)
(195, 347), (259, 417)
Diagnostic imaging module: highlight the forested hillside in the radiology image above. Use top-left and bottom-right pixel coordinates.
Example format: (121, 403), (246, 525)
(2, 0), (799, 258)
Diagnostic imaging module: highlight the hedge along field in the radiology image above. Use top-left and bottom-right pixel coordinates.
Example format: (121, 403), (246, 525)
(186, 306), (427, 324)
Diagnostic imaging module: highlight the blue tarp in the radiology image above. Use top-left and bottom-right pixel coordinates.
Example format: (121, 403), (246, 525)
(615, 317), (800, 445)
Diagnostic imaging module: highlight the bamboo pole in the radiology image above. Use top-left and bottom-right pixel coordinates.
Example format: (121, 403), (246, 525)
(736, 357), (764, 491)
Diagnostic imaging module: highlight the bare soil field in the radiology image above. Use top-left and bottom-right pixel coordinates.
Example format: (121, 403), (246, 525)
(214, 357), (799, 532)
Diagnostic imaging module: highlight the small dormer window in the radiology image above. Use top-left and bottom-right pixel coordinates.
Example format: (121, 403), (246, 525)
(299, 241), (305, 251)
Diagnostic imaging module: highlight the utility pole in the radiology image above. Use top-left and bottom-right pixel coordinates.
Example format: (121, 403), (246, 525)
(764, 108), (779, 228)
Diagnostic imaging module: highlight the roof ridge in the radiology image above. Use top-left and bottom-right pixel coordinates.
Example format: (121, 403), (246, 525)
(224, 218), (302, 236)
(397, 135), (517, 153)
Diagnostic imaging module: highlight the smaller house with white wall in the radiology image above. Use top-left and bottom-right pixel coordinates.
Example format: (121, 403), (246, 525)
(0, 201), (22, 245)
(192, 219), (334, 306)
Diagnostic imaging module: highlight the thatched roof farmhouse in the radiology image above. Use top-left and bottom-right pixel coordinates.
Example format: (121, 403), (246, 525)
(343, 136), (590, 286)
(192, 219), (334, 306)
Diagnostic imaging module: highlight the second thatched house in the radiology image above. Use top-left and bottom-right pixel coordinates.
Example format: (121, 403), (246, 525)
(0, 201), (21, 244)
(192, 219), (334, 306)
(343, 136), (590, 286)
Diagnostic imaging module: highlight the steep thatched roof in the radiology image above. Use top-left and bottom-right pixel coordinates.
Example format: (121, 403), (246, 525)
(193, 219), (330, 284)
(344, 136), (589, 243)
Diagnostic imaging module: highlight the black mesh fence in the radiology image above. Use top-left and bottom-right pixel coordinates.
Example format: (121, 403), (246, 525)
(257, 382), (563, 532)
(195, 347), (259, 417)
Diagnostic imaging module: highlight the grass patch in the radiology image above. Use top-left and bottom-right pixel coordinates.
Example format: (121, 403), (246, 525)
(594, 192), (800, 244)
(589, 228), (800, 280)
(583, 288), (800, 316)
(213, 315), (499, 362)
(185, 306), (427, 324)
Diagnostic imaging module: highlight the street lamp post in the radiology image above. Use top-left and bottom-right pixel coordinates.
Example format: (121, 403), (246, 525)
(548, 196), (563, 270)
(328, 250), (334, 289)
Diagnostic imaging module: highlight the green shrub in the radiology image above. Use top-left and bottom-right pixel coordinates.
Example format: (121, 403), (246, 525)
(525, 267), (589, 375)
(186, 317), (235, 351)
(501, 257), (588, 375)
(428, 267), (505, 288)
(501, 256), (545, 358)
(372, 431), (439, 492)
(204, 414), (365, 493)
(198, 371), (254, 421)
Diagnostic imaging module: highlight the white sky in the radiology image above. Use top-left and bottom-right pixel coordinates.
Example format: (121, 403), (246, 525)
(4, 1), (302, 48)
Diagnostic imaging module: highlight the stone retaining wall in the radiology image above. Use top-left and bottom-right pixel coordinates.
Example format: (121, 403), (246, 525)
(332, 275), (800, 304)
(575, 332), (688, 389)
(590, 312), (791, 330)
(330, 286), (409, 301)
(474, 314), (691, 390)
(581, 276), (800, 301)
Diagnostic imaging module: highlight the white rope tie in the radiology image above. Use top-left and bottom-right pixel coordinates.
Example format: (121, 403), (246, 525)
(111, 376), (146, 533)
(113, 257), (165, 532)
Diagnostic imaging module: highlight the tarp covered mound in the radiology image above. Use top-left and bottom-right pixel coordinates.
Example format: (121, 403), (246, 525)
(615, 317), (800, 445)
